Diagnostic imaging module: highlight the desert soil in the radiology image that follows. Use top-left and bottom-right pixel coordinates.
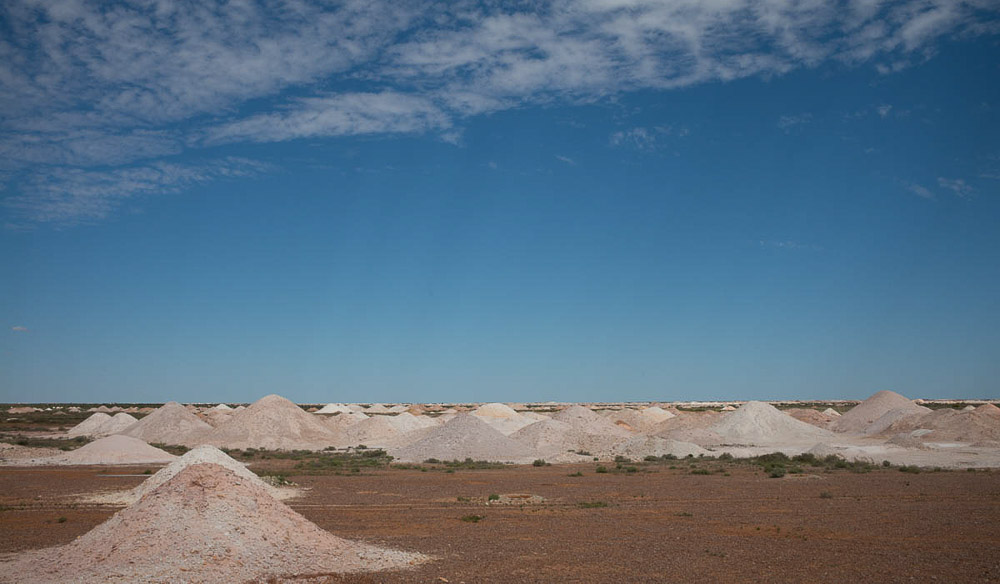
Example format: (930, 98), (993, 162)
(1, 463), (998, 583)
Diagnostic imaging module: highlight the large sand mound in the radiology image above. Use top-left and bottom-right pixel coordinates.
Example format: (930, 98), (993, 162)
(832, 390), (929, 434)
(707, 401), (834, 445)
(118, 401), (213, 445)
(66, 412), (112, 438)
(553, 405), (633, 438)
(96, 412), (139, 435)
(0, 463), (427, 583)
(13, 435), (176, 466)
(390, 413), (537, 463)
(337, 415), (406, 448)
(201, 394), (340, 450)
(886, 407), (1000, 444)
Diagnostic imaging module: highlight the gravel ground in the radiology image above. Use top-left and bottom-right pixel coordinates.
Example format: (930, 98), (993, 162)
(2, 463), (998, 582)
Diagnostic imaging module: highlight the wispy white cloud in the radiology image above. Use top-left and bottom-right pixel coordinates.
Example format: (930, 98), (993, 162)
(11, 326), (29, 332)
(555, 155), (577, 166)
(4, 157), (269, 227)
(759, 240), (823, 251)
(777, 113), (814, 132)
(0, 0), (997, 225)
(877, 104), (894, 118)
(937, 176), (974, 197)
(906, 182), (935, 199)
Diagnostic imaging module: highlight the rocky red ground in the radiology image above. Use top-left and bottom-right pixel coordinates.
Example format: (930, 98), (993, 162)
(1, 463), (998, 583)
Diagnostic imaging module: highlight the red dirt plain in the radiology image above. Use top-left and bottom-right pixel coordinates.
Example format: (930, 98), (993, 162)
(2, 463), (999, 583)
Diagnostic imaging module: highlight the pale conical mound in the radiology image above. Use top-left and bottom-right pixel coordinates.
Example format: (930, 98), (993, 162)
(106, 445), (290, 505)
(20, 435), (176, 466)
(708, 401), (834, 445)
(96, 412), (139, 435)
(832, 391), (929, 434)
(554, 405), (633, 437)
(390, 414), (537, 463)
(66, 412), (112, 437)
(472, 403), (521, 419)
(202, 394), (339, 450)
(0, 463), (427, 583)
(119, 401), (212, 445)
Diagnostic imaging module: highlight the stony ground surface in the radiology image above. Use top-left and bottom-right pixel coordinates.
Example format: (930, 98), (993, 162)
(2, 462), (998, 582)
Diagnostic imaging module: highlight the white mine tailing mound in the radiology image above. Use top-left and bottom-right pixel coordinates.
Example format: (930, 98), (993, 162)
(886, 407), (1000, 444)
(316, 403), (354, 414)
(511, 419), (582, 456)
(95, 412), (138, 436)
(325, 411), (370, 432)
(0, 463), (428, 583)
(19, 435), (177, 466)
(603, 408), (674, 432)
(201, 394), (339, 450)
(390, 413), (537, 463)
(472, 403), (521, 419)
(213, 403), (233, 411)
(118, 401), (213, 445)
(337, 415), (405, 448)
(111, 445), (290, 505)
(553, 405), (633, 438)
(365, 403), (392, 414)
(822, 408), (842, 417)
(707, 401), (834, 445)
(831, 390), (928, 434)
(66, 412), (112, 437)
(975, 403), (1000, 416)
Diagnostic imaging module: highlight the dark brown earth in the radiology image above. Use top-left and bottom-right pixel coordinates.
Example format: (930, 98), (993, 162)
(1, 463), (999, 583)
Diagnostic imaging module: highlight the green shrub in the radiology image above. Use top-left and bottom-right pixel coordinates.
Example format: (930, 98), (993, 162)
(532, 459), (548, 467)
(578, 501), (608, 509)
(595, 465), (609, 474)
(690, 468), (711, 475)
(460, 515), (484, 523)
(488, 493), (500, 501)
(769, 467), (787, 478)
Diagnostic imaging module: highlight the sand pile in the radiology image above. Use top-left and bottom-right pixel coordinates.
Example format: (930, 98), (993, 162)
(471, 403), (537, 435)
(13, 435), (176, 466)
(337, 416), (413, 448)
(119, 401), (213, 445)
(325, 410), (370, 432)
(213, 403), (233, 411)
(0, 443), (61, 461)
(316, 403), (354, 414)
(511, 419), (585, 456)
(198, 407), (234, 427)
(365, 403), (391, 414)
(390, 414), (537, 463)
(975, 403), (1000, 416)
(609, 436), (710, 460)
(97, 412), (139, 435)
(831, 390), (929, 434)
(785, 408), (835, 429)
(705, 401), (834, 446)
(66, 412), (113, 437)
(822, 408), (842, 417)
(202, 394), (339, 450)
(7, 406), (39, 414)
(91, 445), (291, 505)
(885, 407), (1000, 444)
(603, 408), (674, 433)
(0, 463), (427, 583)
(553, 405), (633, 438)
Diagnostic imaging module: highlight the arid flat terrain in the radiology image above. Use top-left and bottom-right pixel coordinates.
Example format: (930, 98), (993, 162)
(3, 461), (998, 583)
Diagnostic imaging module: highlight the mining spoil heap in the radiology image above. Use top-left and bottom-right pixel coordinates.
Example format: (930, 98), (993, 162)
(0, 463), (427, 583)
(118, 401), (213, 445)
(202, 394), (339, 450)
(390, 413), (536, 463)
(12, 435), (176, 466)
(705, 401), (834, 446)
(66, 412), (112, 438)
(93, 445), (291, 505)
(832, 390), (929, 434)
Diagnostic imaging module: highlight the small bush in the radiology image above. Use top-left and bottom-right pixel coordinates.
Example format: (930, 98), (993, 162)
(819, 491), (833, 499)
(424, 458), (441, 464)
(57, 517), (67, 523)
(142, 469), (153, 475)
(690, 468), (712, 475)
(567, 471), (583, 477)
(532, 459), (548, 467)
(898, 465), (922, 474)
(883, 460), (891, 467)
(460, 514), (484, 523)
(769, 467), (787, 478)
(595, 465), (609, 474)
(578, 501), (608, 509)
(488, 493), (500, 501)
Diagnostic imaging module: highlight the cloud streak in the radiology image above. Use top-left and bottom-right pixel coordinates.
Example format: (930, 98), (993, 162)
(1, 0), (997, 224)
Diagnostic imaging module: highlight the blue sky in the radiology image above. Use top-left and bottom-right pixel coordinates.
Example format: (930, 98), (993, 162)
(1, 1), (999, 403)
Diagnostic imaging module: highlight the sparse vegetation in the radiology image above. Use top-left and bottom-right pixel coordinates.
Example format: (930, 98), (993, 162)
(578, 501), (608, 508)
(460, 514), (484, 523)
